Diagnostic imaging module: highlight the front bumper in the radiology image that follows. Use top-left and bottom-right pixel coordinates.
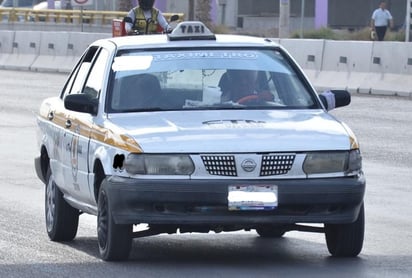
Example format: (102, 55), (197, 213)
(104, 174), (365, 226)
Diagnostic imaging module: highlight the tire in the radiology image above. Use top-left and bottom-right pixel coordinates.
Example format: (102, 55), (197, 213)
(45, 167), (79, 241)
(256, 225), (287, 238)
(97, 180), (132, 261)
(325, 204), (365, 257)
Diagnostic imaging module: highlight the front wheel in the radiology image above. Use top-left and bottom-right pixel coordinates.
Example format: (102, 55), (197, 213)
(325, 204), (365, 257)
(45, 167), (79, 241)
(97, 180), (132, 261)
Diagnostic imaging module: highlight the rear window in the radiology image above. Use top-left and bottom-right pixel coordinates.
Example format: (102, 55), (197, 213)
(107, 48), (318, 113)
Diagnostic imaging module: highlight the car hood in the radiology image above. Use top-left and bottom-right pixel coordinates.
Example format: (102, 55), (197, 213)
(107, 110), (354, 153)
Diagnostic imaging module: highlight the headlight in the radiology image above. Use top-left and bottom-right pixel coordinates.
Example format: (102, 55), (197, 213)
(303, 152), (347, 175)
(347, 149), (362, 174)
(124, 154), (195, 175)
(303, 150), (362, 176)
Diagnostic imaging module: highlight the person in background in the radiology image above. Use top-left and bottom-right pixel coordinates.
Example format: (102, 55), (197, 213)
(371, 1), (394, 41)
(124, 0), (172, 35)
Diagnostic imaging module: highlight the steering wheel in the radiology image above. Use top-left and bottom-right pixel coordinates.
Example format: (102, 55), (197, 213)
(237, 94), (260, 105)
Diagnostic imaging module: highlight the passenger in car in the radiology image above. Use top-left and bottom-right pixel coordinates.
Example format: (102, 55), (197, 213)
(120, 74), (162, 110)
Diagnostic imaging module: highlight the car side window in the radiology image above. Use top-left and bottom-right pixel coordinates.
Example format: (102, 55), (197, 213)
(61, 46), (100, 100)
(82, 48), (109, 100)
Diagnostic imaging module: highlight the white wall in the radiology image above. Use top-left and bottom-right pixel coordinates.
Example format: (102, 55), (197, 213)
(165, 0), (238, 27)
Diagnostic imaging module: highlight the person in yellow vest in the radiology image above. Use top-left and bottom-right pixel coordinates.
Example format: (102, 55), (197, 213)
(125, 0), (172, 35)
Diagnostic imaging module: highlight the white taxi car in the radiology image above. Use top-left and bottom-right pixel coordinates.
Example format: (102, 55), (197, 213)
(35, 21), (365, 261)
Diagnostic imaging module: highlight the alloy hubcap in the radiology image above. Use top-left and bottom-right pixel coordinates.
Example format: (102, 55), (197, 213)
(45, 177), (55, 232)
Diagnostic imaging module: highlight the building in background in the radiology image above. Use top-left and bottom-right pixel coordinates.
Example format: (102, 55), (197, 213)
(51, 0), (408, 36)
(160, 0), (406, 36)
(327, 0), (404, 31)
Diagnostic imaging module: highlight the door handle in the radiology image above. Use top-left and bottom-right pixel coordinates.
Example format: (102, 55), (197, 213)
(65, 119), (72, 129)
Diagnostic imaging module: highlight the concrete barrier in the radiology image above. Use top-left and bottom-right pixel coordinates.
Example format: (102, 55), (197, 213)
(315, 40), (374, 93)
(1, 31), (41, 71)
(31, 31), (70, 72)
(57, 32), (110, 72)
(0, 31), (411, 98)
(370, 42), (412, 74)
(359, 42), (412, 96)
(0, 30), (14, 69)
(279, 38), (324, 82)
(283, 39), (412, 97)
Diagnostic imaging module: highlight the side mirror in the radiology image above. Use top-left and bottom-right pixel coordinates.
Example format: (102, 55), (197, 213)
(319, 90), (351, 111)
(64, 94), (98, 115)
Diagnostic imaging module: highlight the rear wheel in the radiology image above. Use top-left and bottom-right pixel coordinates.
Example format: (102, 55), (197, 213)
(256, 225), (287, 238)
(45, 167), (79, 241)
(325, 204), (365, 257)
(97, 180), (132, 261)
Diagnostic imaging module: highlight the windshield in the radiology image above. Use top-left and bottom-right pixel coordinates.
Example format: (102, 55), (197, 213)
(107, 48), (318, 113)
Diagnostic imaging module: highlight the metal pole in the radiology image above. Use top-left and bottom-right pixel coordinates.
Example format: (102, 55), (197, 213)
(81, 6), (84, 32)
(407, 0), (411, 42)
(221, 4), (226, 25)
(300, 0), (305, 38)
(279, 0), (290, 38)
(189, 0), (194, 21)
(219, 0), (227, 25)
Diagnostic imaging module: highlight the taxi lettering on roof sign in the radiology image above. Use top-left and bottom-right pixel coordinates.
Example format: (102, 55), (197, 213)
(168, 21), (216, 40)
(34, 21), (366, 261)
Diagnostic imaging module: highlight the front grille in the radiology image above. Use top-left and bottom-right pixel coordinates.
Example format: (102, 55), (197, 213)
(260, 154), (295, 176)
(201, 154), (296, 177)
(201, 155), (237, 176)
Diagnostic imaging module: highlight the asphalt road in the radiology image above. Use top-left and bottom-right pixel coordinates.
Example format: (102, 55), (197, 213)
(0, 70), (411, 278)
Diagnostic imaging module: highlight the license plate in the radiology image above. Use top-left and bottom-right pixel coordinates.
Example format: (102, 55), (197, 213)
(228, 185), (278, 211)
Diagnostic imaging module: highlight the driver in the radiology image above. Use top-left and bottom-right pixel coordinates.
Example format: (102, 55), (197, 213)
(219, 70), (273, 103)
(124, 0), (172, 35)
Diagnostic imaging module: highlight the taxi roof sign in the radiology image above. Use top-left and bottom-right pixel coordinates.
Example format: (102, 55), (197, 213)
(168, 21), (216, 41)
